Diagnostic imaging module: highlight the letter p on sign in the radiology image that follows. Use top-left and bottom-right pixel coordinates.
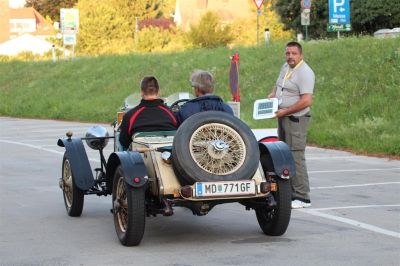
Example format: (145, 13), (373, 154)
(334, 0), (345, 12)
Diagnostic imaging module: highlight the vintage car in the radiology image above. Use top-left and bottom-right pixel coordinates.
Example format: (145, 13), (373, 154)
(57, 93), (295, 246)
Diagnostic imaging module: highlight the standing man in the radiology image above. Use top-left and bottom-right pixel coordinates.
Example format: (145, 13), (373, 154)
(119, 76), (177, 150)
(176, 70), (233, 124)
(268, 41), (315, 209)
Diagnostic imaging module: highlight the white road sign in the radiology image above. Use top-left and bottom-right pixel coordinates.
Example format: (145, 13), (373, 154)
(253, 0), (265, 10)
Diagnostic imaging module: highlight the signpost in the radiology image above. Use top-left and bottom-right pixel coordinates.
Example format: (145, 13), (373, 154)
(60, 8), (79, 58)
(329, 0), (350, 24)
(253, 0), (265, 46)
(63, 34), (77, 45)
(328, 0), (351, 38)
(301, 0), (312, 41)
(60, 8), (79, 34)
(327, 23), (351, 32)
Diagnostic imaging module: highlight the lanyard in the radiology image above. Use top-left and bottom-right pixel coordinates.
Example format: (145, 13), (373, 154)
(281, 60), (304, 88)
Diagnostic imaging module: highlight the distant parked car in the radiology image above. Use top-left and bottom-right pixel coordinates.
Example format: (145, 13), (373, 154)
(374, 28), (400, 38)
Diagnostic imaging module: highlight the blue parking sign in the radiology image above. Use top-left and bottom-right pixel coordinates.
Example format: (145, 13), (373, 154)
(329, 0), (350, 24)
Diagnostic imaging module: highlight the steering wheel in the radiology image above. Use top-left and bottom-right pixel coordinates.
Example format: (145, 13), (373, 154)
(170, 99), (190, 113)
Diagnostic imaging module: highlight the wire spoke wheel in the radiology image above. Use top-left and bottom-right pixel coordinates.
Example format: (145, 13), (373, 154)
(115, 175), (128, 232)
(112, 165), (146, 246)
(61, 153), (84, 217)
(62, 159), (73, 207)
(189, 123), (246, 175)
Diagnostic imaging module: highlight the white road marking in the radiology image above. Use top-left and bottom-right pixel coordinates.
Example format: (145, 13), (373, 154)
(304, 204), (400, 211)
(40, 144), (62, 147)
(0, 137), (63, 141)
(299, 205), (400, 239)
(0, 139), (100, 163)
(307, 156), (359, 160)
(311, 182), (400, 190)
(0, 139), (64, 155)
(309, 168), (400, 174)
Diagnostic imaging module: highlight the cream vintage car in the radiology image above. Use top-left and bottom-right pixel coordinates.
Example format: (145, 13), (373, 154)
(57, 93), (295, 246)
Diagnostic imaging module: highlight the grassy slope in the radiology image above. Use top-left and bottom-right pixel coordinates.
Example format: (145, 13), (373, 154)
(1, 37), (399, 155)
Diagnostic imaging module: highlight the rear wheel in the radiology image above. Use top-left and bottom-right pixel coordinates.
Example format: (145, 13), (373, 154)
(61, 153), (84, 217)
(255, 178), (291, 236)
(112, 166), (146, 246)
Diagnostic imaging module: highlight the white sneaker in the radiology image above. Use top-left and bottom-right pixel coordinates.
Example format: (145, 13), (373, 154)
(291, 199), (312, 209)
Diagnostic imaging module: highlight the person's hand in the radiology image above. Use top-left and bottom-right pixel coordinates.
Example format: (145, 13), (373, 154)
(267, 93), (275, 99)
(274, 109), (287, 118)
(267, 87), (277, 99)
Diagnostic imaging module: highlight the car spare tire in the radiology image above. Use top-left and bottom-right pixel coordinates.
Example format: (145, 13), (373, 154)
(172, 111), (260, 185)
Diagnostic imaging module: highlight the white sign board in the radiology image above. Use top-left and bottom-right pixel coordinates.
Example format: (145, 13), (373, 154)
(253, 98), (278, 120)
(63, 34), (76, 45)
(301, 10), (310, 26)
(253, 0), (265, 10)
(60, 8), (79, 34)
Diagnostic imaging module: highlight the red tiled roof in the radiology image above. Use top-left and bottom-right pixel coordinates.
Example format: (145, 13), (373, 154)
(9, 7), (54, 36)
(139, 18), (175, 30)
(10, 7), (36, 19)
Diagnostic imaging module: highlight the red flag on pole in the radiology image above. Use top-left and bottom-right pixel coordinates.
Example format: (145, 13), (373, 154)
(229, 52), (240, 102)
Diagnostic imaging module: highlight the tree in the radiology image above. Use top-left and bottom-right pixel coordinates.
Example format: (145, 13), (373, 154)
(187, 12), (234, 48)
(351, 0), (400, 33)
(25, 0), (77, 22)
(134, 26), (187, 53)
(76, 0), (175, 55)
(273, 0), (400, 38)
(231, 1), (293, 46)
(274, 0), (329, 38)
(77, 0), (134, 55)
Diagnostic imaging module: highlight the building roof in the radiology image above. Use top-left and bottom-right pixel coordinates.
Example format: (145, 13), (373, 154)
(10, 7), (36, 19)
(139, 18), (175, 30)
(0, 34), (53, 56)
(9, 7), (54, 36)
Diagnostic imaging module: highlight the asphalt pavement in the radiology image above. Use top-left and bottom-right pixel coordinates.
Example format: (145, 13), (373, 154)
(0, 117), (399, 266)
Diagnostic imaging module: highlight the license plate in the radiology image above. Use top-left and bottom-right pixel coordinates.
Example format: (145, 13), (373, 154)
(195, 180), (256, 198)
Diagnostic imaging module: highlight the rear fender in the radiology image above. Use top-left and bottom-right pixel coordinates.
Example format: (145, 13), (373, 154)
(259, 141), (296, 179)
(106, 152), (148, 188)
(57, 138), (94, 190)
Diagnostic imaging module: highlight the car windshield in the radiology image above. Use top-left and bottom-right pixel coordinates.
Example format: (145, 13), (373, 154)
(123, 92), (194, 109)
(163, 92), (194, 106)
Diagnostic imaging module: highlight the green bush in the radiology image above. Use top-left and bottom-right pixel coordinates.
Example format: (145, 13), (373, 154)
(0, 55), (11, 62)
(187, 12), (234, 48)
(134, 26), (188, 53)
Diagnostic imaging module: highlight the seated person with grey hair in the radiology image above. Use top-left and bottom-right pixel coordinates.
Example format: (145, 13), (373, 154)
(176, 70), (234, 124)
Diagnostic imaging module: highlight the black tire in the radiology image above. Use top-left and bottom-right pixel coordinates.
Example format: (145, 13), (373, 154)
(112, 166), (146, 246)
(172, 111), (260, 185)
(255, 178), (292, 236)
(61, 153), (84, 217)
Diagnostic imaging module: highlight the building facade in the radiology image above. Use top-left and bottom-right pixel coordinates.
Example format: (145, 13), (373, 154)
(174, 0), (252, 31)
